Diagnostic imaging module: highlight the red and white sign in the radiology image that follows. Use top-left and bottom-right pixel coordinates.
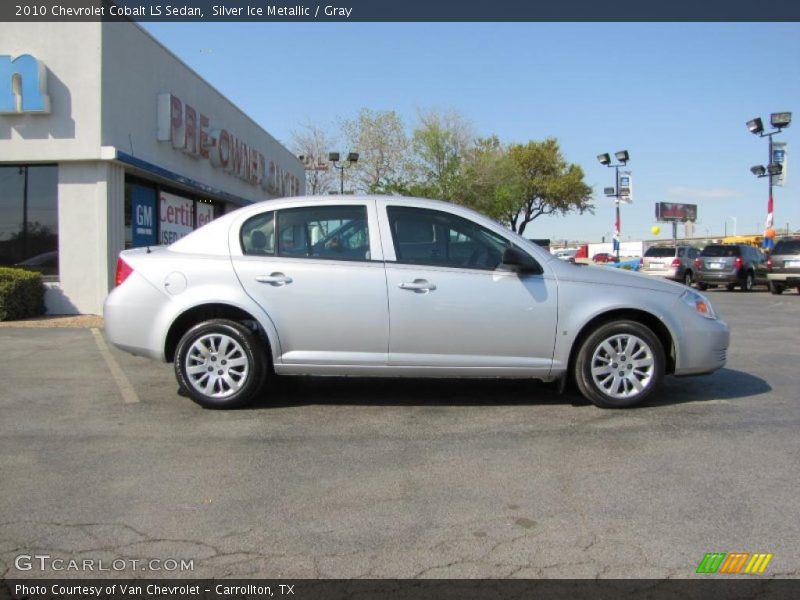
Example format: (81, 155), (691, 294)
(156, 93), (301, 197)
(160, 191), (194, 244)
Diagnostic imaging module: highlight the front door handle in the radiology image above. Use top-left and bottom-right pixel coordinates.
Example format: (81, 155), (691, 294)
(399, 279), (436, 293)
(255, 273), (293, 286)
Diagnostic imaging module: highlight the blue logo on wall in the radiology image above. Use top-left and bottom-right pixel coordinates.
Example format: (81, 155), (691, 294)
(0, 54), (51, 114)
(131, 185), (157, 247)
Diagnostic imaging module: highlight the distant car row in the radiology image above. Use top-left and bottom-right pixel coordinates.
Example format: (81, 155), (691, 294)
(638, 238), (800, 294)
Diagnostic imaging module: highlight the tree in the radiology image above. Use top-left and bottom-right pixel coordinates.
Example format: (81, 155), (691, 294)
(341, 108), (411, 194)
(290, 123), (338, 195)
(410, 109), (473, 201)
(505, 139), (593, 235)
(459, 138), (592, 235)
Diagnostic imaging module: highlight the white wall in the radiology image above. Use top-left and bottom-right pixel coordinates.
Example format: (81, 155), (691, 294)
(0, 23), (103, 162)
(100, 22), (304, 202)
(588, 241), (644, 258)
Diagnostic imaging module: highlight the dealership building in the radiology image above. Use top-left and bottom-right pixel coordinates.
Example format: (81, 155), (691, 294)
(0, 22), (304, 315)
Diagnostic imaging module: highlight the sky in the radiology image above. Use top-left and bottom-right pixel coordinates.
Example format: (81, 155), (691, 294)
(141, 22), (800, 244)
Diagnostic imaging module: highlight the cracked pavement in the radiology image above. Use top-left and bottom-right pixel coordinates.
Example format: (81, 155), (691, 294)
(1, 291), (799, 579)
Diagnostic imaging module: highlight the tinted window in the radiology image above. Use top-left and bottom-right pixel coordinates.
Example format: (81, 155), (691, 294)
(277, 205), (369, 261)
(0, 165), (59, 280)
(773, 240), (800, 255)
(644, 247), (676, 258)
(701, 245), (740, 258)
(241, 211), (275, 256)
(387, 206), (515, 270)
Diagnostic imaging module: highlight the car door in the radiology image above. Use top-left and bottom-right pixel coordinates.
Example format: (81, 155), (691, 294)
(378, 202), (558, 375)
(230, 201), (388, 367)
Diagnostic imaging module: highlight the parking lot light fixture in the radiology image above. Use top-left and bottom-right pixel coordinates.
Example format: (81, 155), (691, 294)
(770, 112), (792, 130)
(747, 112), (789, 251)
(329, 151), (359, 194)
(767, 163), (783, 176)
(598, 149), (630, 261)
(747, 118), (764, 135)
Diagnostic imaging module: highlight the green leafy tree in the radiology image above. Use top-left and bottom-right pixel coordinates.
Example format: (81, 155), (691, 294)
(410, 109), (473, 201)
(459, 138), (592, 235)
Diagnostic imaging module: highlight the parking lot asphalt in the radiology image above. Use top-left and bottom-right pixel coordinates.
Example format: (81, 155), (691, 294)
(1, 288), (799, 579)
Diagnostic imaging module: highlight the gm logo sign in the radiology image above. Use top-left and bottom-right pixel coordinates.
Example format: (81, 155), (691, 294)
(0, 54), (51, 114)
(697, 552), (773, 575)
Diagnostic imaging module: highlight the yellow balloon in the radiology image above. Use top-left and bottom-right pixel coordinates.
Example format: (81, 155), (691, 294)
(651, 225), (661, 236)
(765, 228), (776, 239)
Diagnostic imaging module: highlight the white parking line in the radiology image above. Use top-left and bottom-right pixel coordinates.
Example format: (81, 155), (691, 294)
(91, 328), (140, 404)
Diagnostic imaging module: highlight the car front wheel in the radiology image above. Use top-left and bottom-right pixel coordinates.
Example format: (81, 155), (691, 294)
(573, 320), (665, 408)
(769, 282), (784, 295)
(696, 282), (708, 291)
(175, 319), (267, 409)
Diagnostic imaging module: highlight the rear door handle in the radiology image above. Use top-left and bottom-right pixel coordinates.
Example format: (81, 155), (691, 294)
(399, 279), (436, 293)
(255, 273), (293, 286)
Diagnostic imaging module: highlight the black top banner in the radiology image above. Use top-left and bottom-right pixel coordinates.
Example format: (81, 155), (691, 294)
(2, 0), (800, 22)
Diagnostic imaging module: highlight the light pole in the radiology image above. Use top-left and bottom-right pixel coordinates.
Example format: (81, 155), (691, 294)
(597, 150), (630, 261)
(328, 152), (359, 194)
(747, 112), (791, 251)
(724, 216), (737, 237)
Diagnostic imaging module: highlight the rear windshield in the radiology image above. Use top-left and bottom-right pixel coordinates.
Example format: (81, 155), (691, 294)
(701, 245), (740, 257)
(644, 247), (676, 258)
(773, 240), (800, 255)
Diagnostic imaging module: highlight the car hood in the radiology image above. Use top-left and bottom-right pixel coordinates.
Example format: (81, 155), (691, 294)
(549, 260), (686, 295)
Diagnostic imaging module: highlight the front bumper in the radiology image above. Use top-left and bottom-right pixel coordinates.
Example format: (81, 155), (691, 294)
(672, 309), (730, 377)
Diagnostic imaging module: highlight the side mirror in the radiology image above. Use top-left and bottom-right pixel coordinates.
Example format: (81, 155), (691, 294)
(502, 247), (542, 274)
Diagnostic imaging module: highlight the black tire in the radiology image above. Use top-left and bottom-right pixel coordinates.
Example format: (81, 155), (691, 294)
(573, 320), (666, 408)
(740, 271), (754, 292)
(726, 283), (737, 291)
(683, 270), (693, 286)
(769, 281), (784, 295)
(696, 282), (708, 291)
(174, 319), (267, 409)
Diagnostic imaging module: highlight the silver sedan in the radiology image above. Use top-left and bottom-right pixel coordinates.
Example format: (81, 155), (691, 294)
(104, 196), (729, 409)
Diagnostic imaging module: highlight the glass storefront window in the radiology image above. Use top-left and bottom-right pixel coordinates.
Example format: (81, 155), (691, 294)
(0, 165), (59, 279)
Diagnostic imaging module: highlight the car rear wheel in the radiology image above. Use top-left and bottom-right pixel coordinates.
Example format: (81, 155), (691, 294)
(769, 282), (785, 295)
(175, 319), (267, 409)
(740, 271), (754, 292)
(573, 320), (665, 408)
(683, 271), (693, 286)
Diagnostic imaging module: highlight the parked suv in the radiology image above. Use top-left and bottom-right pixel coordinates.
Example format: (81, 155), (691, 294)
(694, 244), (768, 292)
(767, 237), (800, 295)
(640, 244), (699, 286)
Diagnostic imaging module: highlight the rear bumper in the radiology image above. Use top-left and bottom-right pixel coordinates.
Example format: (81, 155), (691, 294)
(103, 272), (169, 361)
(696, 270), (740, 284)
(767, 273), (800, 285)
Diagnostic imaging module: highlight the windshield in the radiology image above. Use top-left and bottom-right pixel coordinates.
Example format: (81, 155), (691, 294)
(644, 247), (677, 258)
(701, 245), (740, 258)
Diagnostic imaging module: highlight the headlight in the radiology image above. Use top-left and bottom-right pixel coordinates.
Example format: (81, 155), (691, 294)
(680, 289), (717, 320)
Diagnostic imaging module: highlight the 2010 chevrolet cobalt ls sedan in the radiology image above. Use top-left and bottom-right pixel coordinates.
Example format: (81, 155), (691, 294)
(104, 197), (729, 409)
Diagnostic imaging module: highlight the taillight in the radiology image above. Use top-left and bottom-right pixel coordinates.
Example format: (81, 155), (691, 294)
(671, 258), (681, 267)
(734, 257), (743, 270)
(115, 257), (133, 287)
(694, 258), (701, 269)
(767, 256), (773, 271)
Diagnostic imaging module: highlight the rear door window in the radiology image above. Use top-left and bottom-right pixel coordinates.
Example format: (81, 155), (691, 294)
(276, 205), (370, 261)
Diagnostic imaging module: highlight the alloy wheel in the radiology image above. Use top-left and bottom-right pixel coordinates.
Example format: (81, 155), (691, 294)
(184, 333), (250, 398)
(589, 334), (655, 400)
